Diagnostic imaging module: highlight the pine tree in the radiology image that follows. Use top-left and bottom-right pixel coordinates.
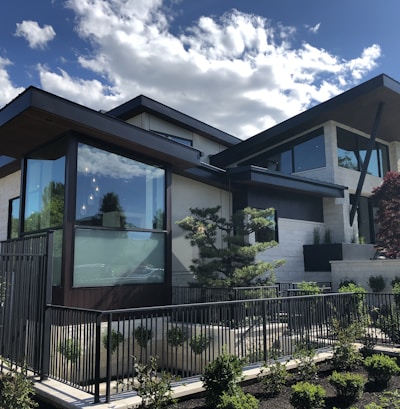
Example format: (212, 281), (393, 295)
(176, 206), (285, 287)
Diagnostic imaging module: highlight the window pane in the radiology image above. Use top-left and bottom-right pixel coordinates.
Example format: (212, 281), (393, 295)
(337, 128), (358, 170)
(76, 144), (165, 229)
(378, 143), (390, 176)
(24, 156), (65, 232)
(52, 229), (63, 286)
(358, 137), (379, 177)
(8, 197), (20, 239)
(255, 210), (278, 242)
(73, 228), (165, 287)
(294, 134), (325, 172)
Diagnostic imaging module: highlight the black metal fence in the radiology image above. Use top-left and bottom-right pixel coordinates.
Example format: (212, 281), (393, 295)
(43, 291), (400, 404)
(0, 234), (52, 375)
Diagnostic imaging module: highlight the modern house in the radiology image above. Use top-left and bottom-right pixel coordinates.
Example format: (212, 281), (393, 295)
(1, 73), (400, 309)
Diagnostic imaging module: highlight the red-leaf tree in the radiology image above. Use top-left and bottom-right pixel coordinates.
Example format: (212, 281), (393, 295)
(370, 171), (400, 258)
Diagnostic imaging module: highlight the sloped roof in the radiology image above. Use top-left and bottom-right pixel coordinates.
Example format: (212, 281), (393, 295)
(211, 73), (400, 168)
(0, 87), (202, 173)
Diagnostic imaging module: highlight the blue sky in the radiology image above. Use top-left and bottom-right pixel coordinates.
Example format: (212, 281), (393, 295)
(0, 0), (398, 138)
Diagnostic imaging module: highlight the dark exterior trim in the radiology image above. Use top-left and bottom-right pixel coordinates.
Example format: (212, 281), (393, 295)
(107, 95), (240, 147)
(211, 74), (400, 167)
(228, 166), (346, 198)
(0, 87), (202, 172)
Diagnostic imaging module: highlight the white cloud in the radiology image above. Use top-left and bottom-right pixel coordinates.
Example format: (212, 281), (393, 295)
(306, 22), (321, 34)
(14, 2), (382, 138)
(15, 20), (56, 49)
(0, 57), (25, 106)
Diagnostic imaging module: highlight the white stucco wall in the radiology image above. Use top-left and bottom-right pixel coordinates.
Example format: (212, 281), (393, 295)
(0, 171), (21, 240)
(171, 174), (231, 286)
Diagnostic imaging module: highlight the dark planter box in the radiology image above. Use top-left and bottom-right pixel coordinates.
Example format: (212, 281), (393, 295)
(303, 243), (375, 272)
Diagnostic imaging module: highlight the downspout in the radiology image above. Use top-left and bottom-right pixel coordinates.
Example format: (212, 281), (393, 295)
(349, 101), (384, 226)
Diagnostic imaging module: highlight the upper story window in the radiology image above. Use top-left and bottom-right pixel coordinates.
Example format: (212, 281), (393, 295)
(150, 130), (192, 147)
(8, 197), (20, 239)
(240, 128), (325, 174)
(337, 127), (389, 177)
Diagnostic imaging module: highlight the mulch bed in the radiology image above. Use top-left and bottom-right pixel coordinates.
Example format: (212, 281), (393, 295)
(167, 360), (400, 408)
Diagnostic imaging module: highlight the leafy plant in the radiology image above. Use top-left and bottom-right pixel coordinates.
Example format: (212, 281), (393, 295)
(176, 206), (284, 287)
(201, 350), (244, 407)
(368, 275), (386, 293)
(293, 339), (318, 381)
(167, 326), (188, 347)
(134, 326), (153, 349)
(370, 171), (400, 259)
(102, 329), (124, 354)
(376, 307), (400, 344)
(393, 282), (400, 309)
(216, 390), (259, 409)
(313, 227), (321, 244)
(259, 359), (290, 396)
(133, 356), (177, 408)
(0, 369), (38, 409)
(364, 353), (400, 387)
(58, 338), (81, 362)
(189, 334), (212, 355)
(328, 370), (366, 402)
(296, 281), (321, 295)
(331, 321), (363, 371)
(360, 333), (377, 358)
(290, 381), (325, 409)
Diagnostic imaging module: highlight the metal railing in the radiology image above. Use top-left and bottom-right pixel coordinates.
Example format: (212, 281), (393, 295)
(42, 291), (399, 404)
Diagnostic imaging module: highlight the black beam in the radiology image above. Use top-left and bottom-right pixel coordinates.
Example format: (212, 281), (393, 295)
(349, 101), (384, 225)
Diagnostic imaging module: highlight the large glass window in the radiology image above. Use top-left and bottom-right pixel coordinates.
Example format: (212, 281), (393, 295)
(76, 143), (165, 229)
(74, 143), (166, 287)
(337, 127), (389, 177)
(74, 229), (164, 287)
(239, 128), (325, 174)
(8, 197), (20, 239)
(24, 142), (66, 232)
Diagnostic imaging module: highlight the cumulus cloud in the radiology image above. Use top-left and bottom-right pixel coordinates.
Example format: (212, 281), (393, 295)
(11, 2), (382, 138)
(15, 20), (56, 49)
(0, 57), (25, 106)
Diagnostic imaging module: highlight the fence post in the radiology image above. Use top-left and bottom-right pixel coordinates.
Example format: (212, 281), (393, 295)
(94, 313), (102, 403)
(40, 232), (54, 381)
(262, 299), (268, 362)
(105, 313), (112, 403)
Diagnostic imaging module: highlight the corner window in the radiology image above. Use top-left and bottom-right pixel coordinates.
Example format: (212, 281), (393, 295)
(24, 140), (66, 232)
(337, 127), (389, 177)
(74, 143), (166, 287)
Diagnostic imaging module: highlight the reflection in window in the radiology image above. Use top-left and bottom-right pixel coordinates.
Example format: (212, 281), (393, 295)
(24, 141), (66, 232)
(8, 197), (20, 239)
(239, 129), (325, 174)
(337, 127), (389, 177)
(255, 210), (278, 243)
(76, 144), (165, 229)
(73, 229), (164, 287)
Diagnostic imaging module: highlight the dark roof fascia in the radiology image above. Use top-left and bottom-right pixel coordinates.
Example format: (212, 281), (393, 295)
(211, 74), (396, 168)
(228, 166), (346, 198)
(0, 160), (20, 179)
(181, 162), (230, 189)
(107, 95), (241, 147)
(0, 87), (202, 170)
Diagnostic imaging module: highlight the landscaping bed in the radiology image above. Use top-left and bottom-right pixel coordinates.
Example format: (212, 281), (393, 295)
(167, 358), (400, 408)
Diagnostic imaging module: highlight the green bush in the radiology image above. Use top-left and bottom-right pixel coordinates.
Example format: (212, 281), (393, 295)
(167, 326), (188, 347)
(296, 281), (321, 295)
(328, 370), (366, 401)
(293, 340), (318, 381)
(134, 326), (153, 349)
(360, 333), (377, 358)
(201, 350), (244, 407)
(290, 381), (325, 409)
(133, 356), (176, 409)
(364, 353), (400, 386)
(376, 308), (400, 345)
(216, 390), (259, 409)
(58, 338), (81, 362)
(393, 282), (400, 308)
(259, 360), (290, 396)
(331, 321), (363, 371)
(102, 329), (124, 354)
(368, 275), (386, 293)
(189, 334), (212, 355)
(0, 370), (38, 409)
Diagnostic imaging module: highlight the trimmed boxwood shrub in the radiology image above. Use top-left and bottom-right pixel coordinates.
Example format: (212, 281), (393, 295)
(328, 370), (366, 401)
(364, 353), (400, 387)
(290, 381), (325, 409)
